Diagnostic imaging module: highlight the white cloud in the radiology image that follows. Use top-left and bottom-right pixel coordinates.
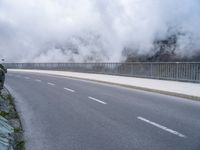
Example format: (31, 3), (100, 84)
(0, 0), (199, 62)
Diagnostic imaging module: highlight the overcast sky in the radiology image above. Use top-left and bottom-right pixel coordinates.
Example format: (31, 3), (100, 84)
(0, 0), (200, 62)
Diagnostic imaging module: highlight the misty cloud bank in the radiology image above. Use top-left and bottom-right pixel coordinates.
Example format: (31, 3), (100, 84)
(0, 0), (200, 62)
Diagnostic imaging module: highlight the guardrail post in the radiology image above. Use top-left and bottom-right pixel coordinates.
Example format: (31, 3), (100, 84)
(176, 62), (179, 80)
(150, 63), (153, 78)
(131, 63), (133, 76)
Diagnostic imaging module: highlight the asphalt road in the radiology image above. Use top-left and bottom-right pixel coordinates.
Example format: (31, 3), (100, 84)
(5, 71), (200, 150)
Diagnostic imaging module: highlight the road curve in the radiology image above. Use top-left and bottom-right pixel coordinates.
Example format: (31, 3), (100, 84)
(5, 71), (200, 150)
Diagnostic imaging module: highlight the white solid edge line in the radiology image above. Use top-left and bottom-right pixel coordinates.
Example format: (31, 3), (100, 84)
(88, 96), (107, 105)
(137, 116), (186, 138)
(64, 88), (75, 93)
(47, 82), (55, 86)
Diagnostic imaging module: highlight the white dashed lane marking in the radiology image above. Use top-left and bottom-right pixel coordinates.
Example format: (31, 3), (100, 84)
(137, 116), (186, 138)
(25, 77), (30, 80)
(47, 82), (55, 86)
(88, 96), (107, 105)
(35, 79), (42, 82)
(64, 88), (75, 93)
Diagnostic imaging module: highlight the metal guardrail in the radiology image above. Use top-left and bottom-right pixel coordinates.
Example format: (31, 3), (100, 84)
(4, 62), (200, 83)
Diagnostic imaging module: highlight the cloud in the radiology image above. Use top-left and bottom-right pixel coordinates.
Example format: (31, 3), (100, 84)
(0, 0), (200, 62)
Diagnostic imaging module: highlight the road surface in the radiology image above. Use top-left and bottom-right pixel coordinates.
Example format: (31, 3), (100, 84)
(5, 71), (200, 150)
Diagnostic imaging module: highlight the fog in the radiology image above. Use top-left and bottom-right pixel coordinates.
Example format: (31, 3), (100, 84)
(0, 0), (200, 62)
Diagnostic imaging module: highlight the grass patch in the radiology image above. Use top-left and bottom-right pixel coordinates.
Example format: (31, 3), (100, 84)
(0, 111), (9, 117)
(14, 127), (22, 133)
(15, 140), (25, 150)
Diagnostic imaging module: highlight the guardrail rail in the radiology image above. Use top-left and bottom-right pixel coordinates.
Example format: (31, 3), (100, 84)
(4, 62), (200, 83)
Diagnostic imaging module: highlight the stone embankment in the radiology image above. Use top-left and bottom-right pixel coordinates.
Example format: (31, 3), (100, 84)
(0, 88), (24, 150)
